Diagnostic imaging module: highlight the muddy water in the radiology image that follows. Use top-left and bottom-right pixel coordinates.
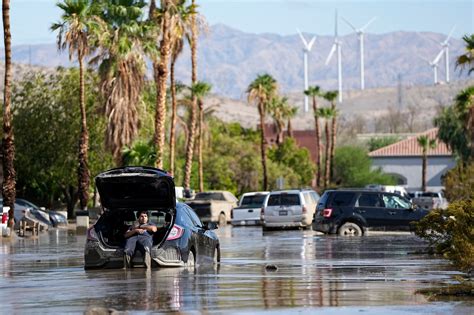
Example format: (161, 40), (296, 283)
(0, 226), (471, 314)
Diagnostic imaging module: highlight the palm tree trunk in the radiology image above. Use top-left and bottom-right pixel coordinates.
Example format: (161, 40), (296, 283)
(470, 106), (474, 159)
(324, 120), (331, 188)
(169, 57), (178, 176)
(77, 55), (90, 212)
(287, 118), (293, 138)
(421, 152), (427, 191)
(329, 104), (337, 180)
(312, 96), (321, 188)
(198, 101), (204, 192)
(259, 104), (268, 190)
(154, 3), (171, 169)
(184, 1), (198, 192)
(2, 0), (16, 231)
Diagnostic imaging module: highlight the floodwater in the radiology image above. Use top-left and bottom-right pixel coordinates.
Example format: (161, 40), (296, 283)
(0, 226), (472, 314)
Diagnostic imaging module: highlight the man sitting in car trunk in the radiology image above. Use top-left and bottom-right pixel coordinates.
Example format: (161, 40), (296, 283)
(123, 210), (157, 269)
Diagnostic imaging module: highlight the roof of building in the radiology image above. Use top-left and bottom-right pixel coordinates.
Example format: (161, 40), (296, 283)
(368, 128), (452, 157)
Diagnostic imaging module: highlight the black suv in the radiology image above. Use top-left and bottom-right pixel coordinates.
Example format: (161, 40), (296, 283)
(312, 189), (430, 236)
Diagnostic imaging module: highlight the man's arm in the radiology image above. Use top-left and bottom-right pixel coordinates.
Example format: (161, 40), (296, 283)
(141, 224), (157, 233)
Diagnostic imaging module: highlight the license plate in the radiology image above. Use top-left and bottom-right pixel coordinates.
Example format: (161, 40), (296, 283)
(279, 210), (288, 216)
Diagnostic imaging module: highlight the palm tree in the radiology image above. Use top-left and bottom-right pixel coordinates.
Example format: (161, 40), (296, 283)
(456, 34), (474, 75)
(284, 105), (298, 138)
(323, 90), (339, 180)
(183, 0), (199, 194)
(305, 86), (322, 188)
(122, 140), (156, 167)
(454, 86), (474, 159)
(191, 81), (212, 192)
(267, 96), (287, 145)
(52, 0), (94, 212)
(90, 0), (156, 165)
(417, 135), (437, 191)
(317, 107), (335, 189)
(2, 0), (16, 231)
(247, 74), (278, 190)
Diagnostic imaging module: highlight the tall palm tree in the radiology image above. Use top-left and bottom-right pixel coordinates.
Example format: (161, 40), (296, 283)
(247, 74), (278, 190)
(283, 105), (298, 138)
(267, 96), (287, 146)
(323, 90), (339, 180)
(417, 135), (437, 191)
(52, 0), (94, 212)
(2, 0), (16, 231)
(191, 81), (212, 192)
(90, 0), (156, 165)
(454, 86), (474, 159)
(456, 34), (474, 75)
(305, 86), (322, 187)
(183, 0), (199, 194)
(317, 107), (335, 189)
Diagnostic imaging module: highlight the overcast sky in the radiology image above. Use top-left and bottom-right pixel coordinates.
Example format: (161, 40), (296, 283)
(4, 0), (473, 46)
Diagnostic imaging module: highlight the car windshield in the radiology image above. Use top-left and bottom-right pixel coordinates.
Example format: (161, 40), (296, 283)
(421, 192), (439, 198)
(268, 193), (300, 206)
(194, 192), (225, 201)
(240, 195), (267, 207)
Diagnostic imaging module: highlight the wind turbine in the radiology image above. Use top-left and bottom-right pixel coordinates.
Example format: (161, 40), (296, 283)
(325, 10), (343, 103)
(297, 28), (316, 112)
(433, 26), (456, 83)
(341, 16), (376, 90)
(418, 51), (443, 84)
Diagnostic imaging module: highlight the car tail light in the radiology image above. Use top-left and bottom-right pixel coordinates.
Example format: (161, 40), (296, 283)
(231, 209), (233, 219)
(322, 208), (333, 218)
(302, 206), (307, 214)
(166, 224), (184, 241)
(260, 207), (265, 220)
(1, 213), (7, 224)
(86, 227), (98, 241)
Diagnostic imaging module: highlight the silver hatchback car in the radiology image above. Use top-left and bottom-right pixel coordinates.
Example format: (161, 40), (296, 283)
(262, 189), (319, 230)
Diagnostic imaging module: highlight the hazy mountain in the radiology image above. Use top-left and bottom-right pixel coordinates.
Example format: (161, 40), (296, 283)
(0, 24), (469, 100)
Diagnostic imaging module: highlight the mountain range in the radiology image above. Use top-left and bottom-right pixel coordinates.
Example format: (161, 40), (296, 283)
(0, 24), (469, 100)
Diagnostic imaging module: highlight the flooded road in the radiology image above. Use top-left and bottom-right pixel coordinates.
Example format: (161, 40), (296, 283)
(0, 226), (471, 314)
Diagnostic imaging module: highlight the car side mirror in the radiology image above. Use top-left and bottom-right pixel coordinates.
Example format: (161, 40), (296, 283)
(204, 222), (218, 230)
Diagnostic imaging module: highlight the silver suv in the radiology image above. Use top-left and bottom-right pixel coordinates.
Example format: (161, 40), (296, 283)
(262, 189), (319, 230)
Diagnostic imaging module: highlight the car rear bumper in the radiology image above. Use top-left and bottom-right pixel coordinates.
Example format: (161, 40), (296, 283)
(231, 219), (261, 226)
(312, 218), (337, 234)
(84, 241), (185, 269)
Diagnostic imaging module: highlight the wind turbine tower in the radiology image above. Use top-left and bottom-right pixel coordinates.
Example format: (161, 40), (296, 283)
(325, 10), (343, 103)
(341, 16), (376, 90)
(418, 52), (443, 85)
(297, 29), (316, 112)
(436, 26), (456, 83)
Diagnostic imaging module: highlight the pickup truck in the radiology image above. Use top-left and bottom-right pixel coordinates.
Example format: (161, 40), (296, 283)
(185, 191), (238, 225)
(231, 191), (269, 226)
(411, 191), (448, 211)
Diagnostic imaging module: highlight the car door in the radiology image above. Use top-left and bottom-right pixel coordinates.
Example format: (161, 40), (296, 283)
(183, 204), (216, 257)
(354, 192), (386, 227)
(381, 193), (415, 229)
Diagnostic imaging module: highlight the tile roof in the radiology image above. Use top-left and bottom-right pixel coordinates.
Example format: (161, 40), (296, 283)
(369, 128), (452, 157)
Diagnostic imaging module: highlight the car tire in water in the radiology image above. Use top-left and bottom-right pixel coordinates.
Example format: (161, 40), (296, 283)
(218, 213), (226, 226)
(184, 250), (195, 268)
(338, 222), (363, 236)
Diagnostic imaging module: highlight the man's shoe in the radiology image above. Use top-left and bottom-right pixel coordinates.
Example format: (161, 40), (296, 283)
(144, 251), (152, 269)
(123, 254), (132, 269)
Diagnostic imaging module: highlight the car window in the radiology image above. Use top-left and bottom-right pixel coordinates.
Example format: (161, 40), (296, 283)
(267, 193), (300, 206)
(240, 194), (267, 207)
(194, 192), (225, 200)
(183, 204), (202, 227)
(357, 193), (381, 207)
(328, 192), (355, 207)
(382, 194), (411, 209)
(421, 192), (438, 198)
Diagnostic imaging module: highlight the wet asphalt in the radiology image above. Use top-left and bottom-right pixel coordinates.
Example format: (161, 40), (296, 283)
(0, 226), (472, 314)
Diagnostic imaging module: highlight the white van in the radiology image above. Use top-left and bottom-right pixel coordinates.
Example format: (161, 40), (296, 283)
(262, 189), (319, 230)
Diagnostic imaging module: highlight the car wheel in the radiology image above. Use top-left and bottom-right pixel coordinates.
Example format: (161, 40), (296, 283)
(218, 213), (226, 226)
(338, 222), (363, 236)
(184, 250), (195, 268)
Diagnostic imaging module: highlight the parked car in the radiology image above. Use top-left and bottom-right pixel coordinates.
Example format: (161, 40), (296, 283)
(185, 191), (238, 225)
(262, 189), (319, 230)
(15, 198), (67, 227)
(231, 191), (269, 226)
(312, 189), (430, 236)
(84, 166), (220, 269)
(0, 198), (52, 231)
(411, 191), (448, 210)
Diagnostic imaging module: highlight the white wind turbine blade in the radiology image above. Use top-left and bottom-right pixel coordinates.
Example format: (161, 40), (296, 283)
(340, 16), (357, 32)
(325, 43), (337, 65)
(360, 17), (377, 32)
(307, 36), (316, 50)
(432, 48), (445, 64)
(296, 28), (309, 47)
(443, 25), (456, 44)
